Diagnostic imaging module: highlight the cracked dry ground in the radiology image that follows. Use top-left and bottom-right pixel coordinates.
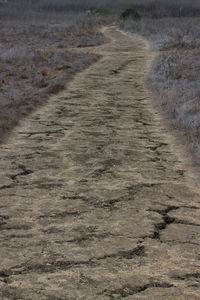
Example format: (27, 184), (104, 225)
(0, 26), (200, 300)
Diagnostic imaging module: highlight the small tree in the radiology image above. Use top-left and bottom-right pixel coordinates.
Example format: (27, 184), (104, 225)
(120, 8), (141, 20)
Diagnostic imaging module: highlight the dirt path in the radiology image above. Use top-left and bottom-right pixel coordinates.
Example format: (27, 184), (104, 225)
(0, 26), (200, 300)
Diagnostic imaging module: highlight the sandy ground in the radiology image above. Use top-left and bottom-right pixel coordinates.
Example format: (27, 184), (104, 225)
(0, 26), (200, 299)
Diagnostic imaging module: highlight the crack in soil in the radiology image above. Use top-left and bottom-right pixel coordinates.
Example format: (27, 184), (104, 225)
(148, 142), (168, 152)
(147, 206), (179, 240)
(171, 273), (200, 281)
(96, 245), (145, 261)
(102, 282), (174, 298)
(90, 183), (161, 210)
(0, 246), (145, 278)
(0, 184), (14, 190)
(0, 215), (10, 229)
(23, 129), (64, 138)
(10, 164), (33, 181)
(0, 260), (96, 277)
(37, 210), (81, 219)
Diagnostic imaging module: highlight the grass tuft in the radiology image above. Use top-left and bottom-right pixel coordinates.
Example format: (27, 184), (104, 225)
(86, 8), (111, 16)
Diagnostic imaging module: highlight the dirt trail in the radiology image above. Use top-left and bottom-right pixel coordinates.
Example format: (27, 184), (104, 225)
(0, 26), (200, 299)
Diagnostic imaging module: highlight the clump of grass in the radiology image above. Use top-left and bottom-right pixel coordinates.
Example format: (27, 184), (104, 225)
(86, 8), (111, 16)
(120, 8), (141, 20)
(95, 8), (111, 14)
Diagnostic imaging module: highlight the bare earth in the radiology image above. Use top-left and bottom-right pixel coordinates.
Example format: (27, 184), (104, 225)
(0, 26), (200, 300)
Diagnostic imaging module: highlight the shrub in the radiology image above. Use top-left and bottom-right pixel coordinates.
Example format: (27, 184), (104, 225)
(86, 10), (92, 16)
(95, 8), (111, 15)
(86, 8), (111, 16)
(120, 8), (141, 20)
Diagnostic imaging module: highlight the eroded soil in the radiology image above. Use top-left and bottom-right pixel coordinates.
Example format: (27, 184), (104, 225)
(0, 26), (200, 299)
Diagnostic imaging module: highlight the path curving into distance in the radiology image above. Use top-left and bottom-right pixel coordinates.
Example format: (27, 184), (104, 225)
(0, 26), (200, 299)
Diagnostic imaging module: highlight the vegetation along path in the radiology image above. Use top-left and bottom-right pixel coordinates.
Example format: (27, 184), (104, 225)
(0, 26), (200, 300)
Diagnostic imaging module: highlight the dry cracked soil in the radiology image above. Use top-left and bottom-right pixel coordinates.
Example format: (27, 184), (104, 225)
(0, 26), (200, 300)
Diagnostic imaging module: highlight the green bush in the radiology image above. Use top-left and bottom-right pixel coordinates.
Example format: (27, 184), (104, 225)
(120, 8), (141, 20)
(95, 8), (111, 15)
(86, 8), (111, 16)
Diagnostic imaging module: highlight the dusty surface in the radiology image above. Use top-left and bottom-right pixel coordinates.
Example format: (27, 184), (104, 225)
(0, 26), (200, 299)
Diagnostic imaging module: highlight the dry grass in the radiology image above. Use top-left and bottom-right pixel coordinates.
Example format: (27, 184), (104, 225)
(121, 17), (200, 158)
(0, 7), (112, 141)
(1, 0), (200, 158)
(3, 0), (200, 17)
(35, 0), (200, 17)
